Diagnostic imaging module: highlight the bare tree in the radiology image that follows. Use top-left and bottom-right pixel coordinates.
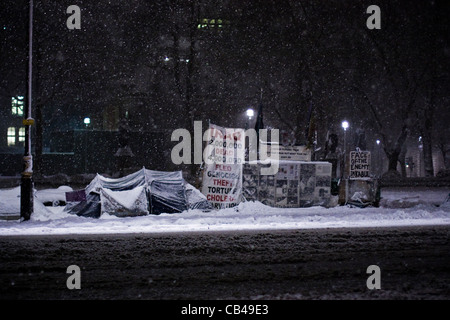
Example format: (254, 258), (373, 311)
(347, 1), (442, 176)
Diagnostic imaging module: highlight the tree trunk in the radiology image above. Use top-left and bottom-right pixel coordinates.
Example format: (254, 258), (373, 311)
(422, 137), (434, 177)
(437, 143), (450, 170)
(398, 144), (407, 178)
(398, 153), (407, 178)
(384, 125), (409, 175)
(446, 152), (450, 170)
(422, 117), (435, 177)
(387, 150), (400, 172)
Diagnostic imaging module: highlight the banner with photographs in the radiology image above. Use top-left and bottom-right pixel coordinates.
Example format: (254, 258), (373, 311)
(243, 161), (332, 208)
(202, 124), (244, 209)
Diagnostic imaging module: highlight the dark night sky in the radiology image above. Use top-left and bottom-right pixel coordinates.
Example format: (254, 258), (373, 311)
(0, 0), (449, 167)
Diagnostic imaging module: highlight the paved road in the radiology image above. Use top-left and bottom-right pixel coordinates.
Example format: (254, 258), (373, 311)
(0, 225), (449, 300)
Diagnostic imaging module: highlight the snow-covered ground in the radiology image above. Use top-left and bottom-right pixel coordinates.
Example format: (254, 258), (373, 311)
(0, 186), (449, 236)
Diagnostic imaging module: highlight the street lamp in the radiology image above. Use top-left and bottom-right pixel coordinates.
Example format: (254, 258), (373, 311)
(82, 117), (91, 173)
(342, 120), (349, 131)
(245, 108), (254, 130)
(21, 0), (34, 221)
(341, 120), (350, 204)
(341, 121), (349, 177)
(376, 139), (381, 176)
(246, 108), (254, 120)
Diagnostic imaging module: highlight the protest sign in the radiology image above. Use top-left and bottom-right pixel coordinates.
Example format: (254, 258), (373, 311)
(202, 124), (244, 209)
(349, 151), (371, 179)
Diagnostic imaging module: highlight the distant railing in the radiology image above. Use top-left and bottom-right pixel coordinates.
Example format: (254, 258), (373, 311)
(380, 177), (450, 188)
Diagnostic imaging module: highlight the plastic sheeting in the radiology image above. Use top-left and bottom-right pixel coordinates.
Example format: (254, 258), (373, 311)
(65, 167), (211, 218)
(65, 193), (101, 218)
(101, 186), (149, 217)
(150, 180), (187, 214)
(185, 184), (213, 211)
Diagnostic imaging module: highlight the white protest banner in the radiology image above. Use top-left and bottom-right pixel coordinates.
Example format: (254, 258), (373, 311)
(349, 151), (371, 179)
(261, 145), (311, 161)
(202, 124), (244, 209)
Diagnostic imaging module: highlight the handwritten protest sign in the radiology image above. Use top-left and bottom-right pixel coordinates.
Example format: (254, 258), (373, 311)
(349, 151), (371, 179)
(202, 124), (244, 209)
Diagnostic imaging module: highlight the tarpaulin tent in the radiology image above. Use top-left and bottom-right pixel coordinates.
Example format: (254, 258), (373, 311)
(65, 168), (212, 218)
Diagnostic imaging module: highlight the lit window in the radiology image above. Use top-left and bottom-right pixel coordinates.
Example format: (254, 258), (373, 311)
(18, 127), (25, 142)
(197, 18), (230, 30)
(7, 127), (16, 146)
(11, 96), (24, 116)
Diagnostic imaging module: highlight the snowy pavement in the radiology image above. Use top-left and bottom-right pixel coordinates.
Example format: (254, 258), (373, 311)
(0, 186), (449, 236)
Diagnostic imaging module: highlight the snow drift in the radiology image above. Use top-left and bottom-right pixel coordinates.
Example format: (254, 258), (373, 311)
(0, 183), (448, 236)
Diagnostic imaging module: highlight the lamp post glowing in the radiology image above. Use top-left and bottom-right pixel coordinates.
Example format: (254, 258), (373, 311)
(341, 120), (350, 204)
(245, 108), (254, 130)
(83, 117), (91, 173)
(376, 139), (381, 176)
(342, 120), (349, 131)
(246, 108), (254, 120)
(244, 109), (255, 161)
(342, 120), (349, 178)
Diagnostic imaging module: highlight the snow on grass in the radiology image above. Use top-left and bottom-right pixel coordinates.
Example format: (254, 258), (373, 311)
(0, 186), (449, 236)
